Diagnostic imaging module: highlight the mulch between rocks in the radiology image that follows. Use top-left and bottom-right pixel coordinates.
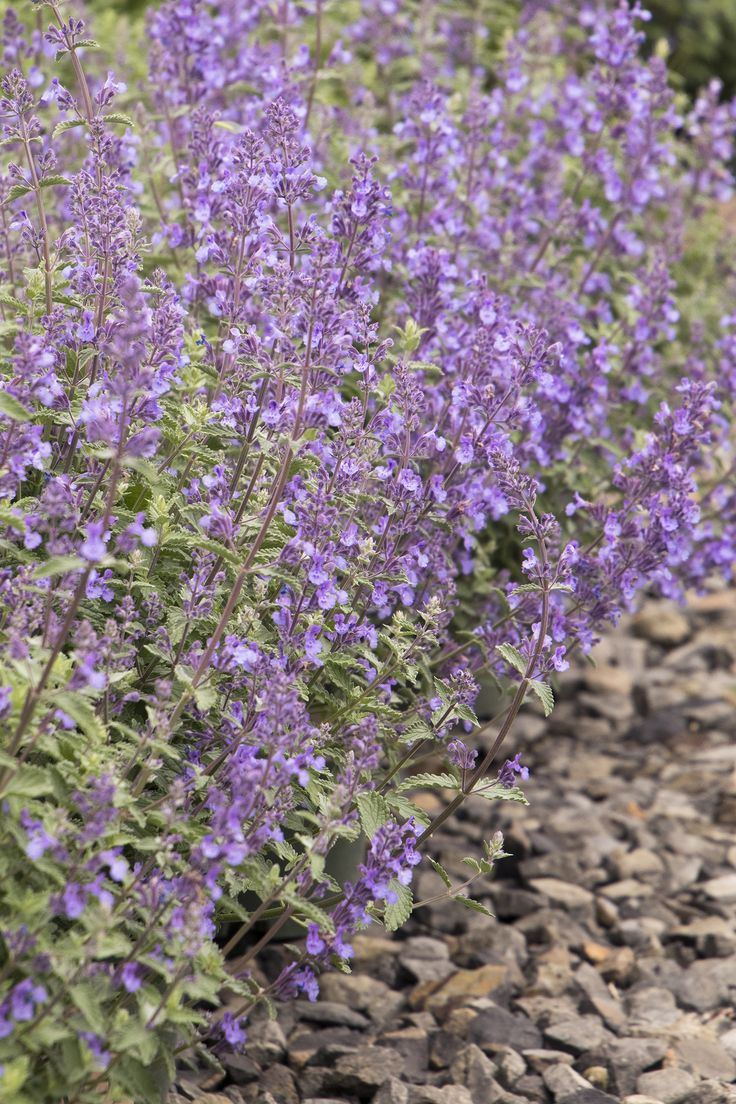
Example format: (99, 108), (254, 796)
(171, 591), (736, 1104)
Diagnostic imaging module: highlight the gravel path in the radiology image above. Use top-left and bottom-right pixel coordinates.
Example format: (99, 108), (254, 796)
(171, 591), (736, 1104)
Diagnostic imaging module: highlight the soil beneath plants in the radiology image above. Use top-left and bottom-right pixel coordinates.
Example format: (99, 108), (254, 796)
(170, 590), (736, 1104)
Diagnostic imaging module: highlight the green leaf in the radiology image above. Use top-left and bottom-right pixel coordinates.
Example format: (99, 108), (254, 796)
(356, 790), (390, 840)
(103, 112), (135, 129)
(385, 792), (430, 825)
(52, 119), (86, 139)
(116, 1054), (167, 1104)
(453, 895), (494, 917)
(32, 555), (85, 579)
(5, 184), (32, 203)
(470, 781), (529, 805)
(529, 678), (554, 716)
(69, 984), (103, 1031)
(383, 880), (413, 932)
(40, 175), (72, 189)
(0, 392), (32, 422)
(397, 771), (458, 792)
(1, 766), (53, 799)
(53, 692), (107, 744)
(427, 857), (452, 889)
(287, 896), (336, 934)
(495, 642), (526, 675)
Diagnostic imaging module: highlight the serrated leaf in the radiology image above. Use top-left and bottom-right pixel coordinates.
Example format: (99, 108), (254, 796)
(495, 642), (526, 675)
(385, 792), (430, 825)
(470, 782), (529, 805)
(427, 857), (452, 889)
(285, 895), (335, 934)
(383, 880), (413, 932)
(103, 112), (135, 128)
(53, 692), (107, 744)
(52, 119), (86, 139)
(39, 175), (72, 189)
(1, 766), (53, 799)
(453, 895), (494, 917)
(356, 790), (390, 840)
(529, 678), (554, 716)
(32, 555), (85, 579)
(397, 771), (458, 792)
(6, 184), (32, 202)
(0, 392), (31, 422)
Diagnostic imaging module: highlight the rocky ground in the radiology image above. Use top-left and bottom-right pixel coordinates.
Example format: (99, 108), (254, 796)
(170, 591), (736, 1104)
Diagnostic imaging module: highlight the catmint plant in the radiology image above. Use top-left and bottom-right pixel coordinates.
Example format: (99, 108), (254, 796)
(0, 0), (734, 1100)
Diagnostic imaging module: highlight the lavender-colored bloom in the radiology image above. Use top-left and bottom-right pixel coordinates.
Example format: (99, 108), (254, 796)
(497, 753), (530, 788)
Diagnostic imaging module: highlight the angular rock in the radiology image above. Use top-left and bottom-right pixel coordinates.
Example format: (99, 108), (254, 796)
(603, 1037), (669, 1096)
(378, 1027), (430, 1079)
(542, 1063), (595, 1100)
(635, 1068), (698, 1104)
(373, 1080), (410, 1104)
(625, 986), (682, 1033)
(450, 1043), (503, 1099)
(327, 1047), (404, 1097)
(522, 1049), (576, 1073)
(320, 974), (404, 1024)
(544, 1016), (614, 1055)
(466, 1004), (543, 1053)
(674, 1036), (736, 1081)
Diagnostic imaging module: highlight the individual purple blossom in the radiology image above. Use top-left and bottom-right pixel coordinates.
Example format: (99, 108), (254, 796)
(497, 753), (530, 788)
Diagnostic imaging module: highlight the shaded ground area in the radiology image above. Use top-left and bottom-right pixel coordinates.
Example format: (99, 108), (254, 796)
(172, 591), (736, 1104)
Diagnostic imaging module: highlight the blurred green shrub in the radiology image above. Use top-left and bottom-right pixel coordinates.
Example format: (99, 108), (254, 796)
(645, 0), (736, 97)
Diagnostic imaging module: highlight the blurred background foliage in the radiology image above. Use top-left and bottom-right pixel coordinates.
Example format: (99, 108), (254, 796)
(86, 0), (736, 101)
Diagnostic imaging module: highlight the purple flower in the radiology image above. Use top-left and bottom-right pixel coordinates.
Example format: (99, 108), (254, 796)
(79, 521), (108, 563)
(496, 753), (529, 789)
(119, 963), (142, 993)
(219, 1012), (247, 1048)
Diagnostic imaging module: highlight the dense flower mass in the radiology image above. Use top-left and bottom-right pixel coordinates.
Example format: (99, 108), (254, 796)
(0, 0), (734, 1099)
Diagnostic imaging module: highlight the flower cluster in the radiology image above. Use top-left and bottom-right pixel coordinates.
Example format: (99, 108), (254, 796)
(0, 0), (734, 1100)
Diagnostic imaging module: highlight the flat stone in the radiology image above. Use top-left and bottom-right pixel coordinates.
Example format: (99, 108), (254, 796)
(674, 1036), (736, 1080)
(545, 1016), (613, 1055)
(287, 1028), (362, 1068)
(522, 1049), (576, 1073)
(673, 956), (736, 1012)
(702, 874), (736, 901)
(413, 964), (509, 1014)
(243, 1018), (286, 1064)
(583, 665), (634, 697)
(467, 1005), (543, 1052)
(406, 1087), (474, 1104)
(528, 878), (594, 908)
(600, 878), (654, 899)
(626, 987), (682, 1033)
(565, 1092), (619, 1104)
(613, 848), (665, 879)
(632, 605), (690, 646)
(635, 1068), (698, 1104)
(220, 1053), (260, 1085)
(320, 974), (404, 1024)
